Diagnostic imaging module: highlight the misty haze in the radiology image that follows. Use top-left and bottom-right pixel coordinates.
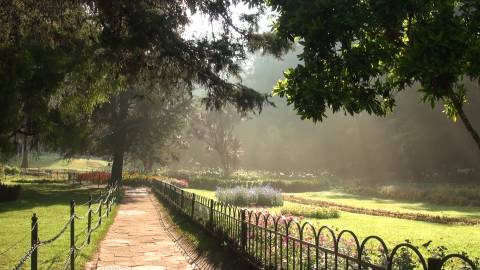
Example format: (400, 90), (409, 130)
(1, 1), (479, 270)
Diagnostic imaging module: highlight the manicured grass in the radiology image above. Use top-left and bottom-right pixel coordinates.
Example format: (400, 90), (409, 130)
(185, 188), (216, 199)
(186, 188), (480, 258)
(289, 190), (480, 219)
(0, 181), (117, 269)
(7, 153), (108, 171)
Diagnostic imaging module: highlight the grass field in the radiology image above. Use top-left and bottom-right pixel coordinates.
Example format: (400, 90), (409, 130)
(0, 178), (117, 269)
(7, 153), (109, 171)
(290, 190), (480, 219)
(185, 188), (480, 258)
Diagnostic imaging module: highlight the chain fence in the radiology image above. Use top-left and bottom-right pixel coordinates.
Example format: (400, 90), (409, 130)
(6, 184), (119, 270)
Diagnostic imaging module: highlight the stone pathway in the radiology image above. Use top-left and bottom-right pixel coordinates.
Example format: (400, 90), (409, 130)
(85, 187), (194, 270)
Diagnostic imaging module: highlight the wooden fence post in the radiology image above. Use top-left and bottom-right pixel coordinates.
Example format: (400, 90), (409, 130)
(70, 200), (75, 270)
(240, 209), (247, 251)
(31, 213), (38, 270)
(427, 258), (442, 270)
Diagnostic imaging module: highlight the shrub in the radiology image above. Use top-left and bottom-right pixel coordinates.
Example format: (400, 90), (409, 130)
(4, 165), (21, 175)
(163, 169), (332, 193)
(216, 185), (283, 207)
(0, 183), (21, 202)
(184, 177), (330, 193)
(171, 179), (189, 188)
(280, 204), (340, 219)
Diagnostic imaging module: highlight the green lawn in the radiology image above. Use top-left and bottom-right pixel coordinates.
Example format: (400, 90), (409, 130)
(185, 188), (480, 258)
(7, 153), (109, 171)
(289, 190), (480, 219)
(0, 180), (117, 269)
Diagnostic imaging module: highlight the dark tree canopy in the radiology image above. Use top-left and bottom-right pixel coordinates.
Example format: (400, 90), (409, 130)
(0, 1), (274, 182)
(266, 0), (480, 150)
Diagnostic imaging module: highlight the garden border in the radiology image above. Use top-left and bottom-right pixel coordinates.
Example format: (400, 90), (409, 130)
(150, 180), (478, 270)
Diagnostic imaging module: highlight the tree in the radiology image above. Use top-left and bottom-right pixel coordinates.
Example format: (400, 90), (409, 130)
(191, 105), (243, 177)
(264, 0), (480, 151)
(87, 72), (192, 174)
(76, 0), (272, 184)
(127, 94), (191, 172)
(1, 1), (272, 182)
(0, 2), (113, 164)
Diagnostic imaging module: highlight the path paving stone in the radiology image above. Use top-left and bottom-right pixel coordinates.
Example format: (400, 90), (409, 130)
(85, 188), (195, 270)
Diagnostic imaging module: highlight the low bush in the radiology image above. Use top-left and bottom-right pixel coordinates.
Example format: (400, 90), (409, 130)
(216, 185), (283, 207)
(164, 169), (332, 193)
(0, 183), (21, 202)
(280, 204), (340, 219)
(4, 165), (21, 175)
(171, 179), (189, 188)
(183, 177), (331, 193)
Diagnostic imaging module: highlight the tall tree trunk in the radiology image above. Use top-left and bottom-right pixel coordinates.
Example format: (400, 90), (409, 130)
(110, 142), (125, 185)
(21, 135), (28, 168)
(109, 92), (129, 186)
(455, 102), (480, 152)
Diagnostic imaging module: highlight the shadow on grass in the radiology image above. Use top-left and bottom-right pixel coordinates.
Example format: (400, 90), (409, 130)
(0, 183), (103, 213)
(154, 195), (256, 270)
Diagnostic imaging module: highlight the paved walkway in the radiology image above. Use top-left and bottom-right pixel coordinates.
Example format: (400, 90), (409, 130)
(85, 187), (194, 270)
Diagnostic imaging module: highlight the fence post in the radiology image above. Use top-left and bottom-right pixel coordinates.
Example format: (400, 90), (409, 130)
(70, 200), (75, 270)
(209, 199), (214, 229)
(87, 194), (92, 244)
(180, 190), (184, 209)
(191, 193), (196, 218)
(240, 209), (247, 251)
(106, 195), (110, 217)
(427, 258), (442, 270)
(98, 202), (102, 226)
(31, 213), (38, 270)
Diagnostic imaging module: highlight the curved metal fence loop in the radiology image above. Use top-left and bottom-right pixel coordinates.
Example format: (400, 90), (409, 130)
(387, 243), (428, 270)
(441, 254), (478, 270)
(151, 180), (480, 270)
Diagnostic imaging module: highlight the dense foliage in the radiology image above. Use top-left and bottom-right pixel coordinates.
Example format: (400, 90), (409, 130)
(0, 183), (21, 202)
(4, 165), (21, 175)
(280, 204), (340, 219)
(265, 0), (480, 151)
(215, 186), (283, 206)
(166, 169), (331, 192)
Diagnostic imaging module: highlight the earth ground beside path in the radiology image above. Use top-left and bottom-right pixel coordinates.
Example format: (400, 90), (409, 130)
(85, 187), (195, 270)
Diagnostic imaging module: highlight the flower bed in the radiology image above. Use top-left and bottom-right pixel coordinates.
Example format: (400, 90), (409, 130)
(215, 185), (283, 206)
(171, 179), (189, 188)
(77, 171), (111, 184)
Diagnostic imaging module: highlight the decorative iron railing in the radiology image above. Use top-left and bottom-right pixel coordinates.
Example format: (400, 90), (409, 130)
(152, 181), (478, 270)
(3, 184), (119, 270)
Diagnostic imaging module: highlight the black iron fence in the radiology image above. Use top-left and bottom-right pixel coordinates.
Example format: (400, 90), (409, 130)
(6, 185), (119, 270)
(151, 181), (478, 270)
